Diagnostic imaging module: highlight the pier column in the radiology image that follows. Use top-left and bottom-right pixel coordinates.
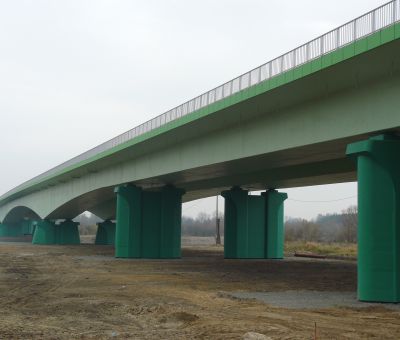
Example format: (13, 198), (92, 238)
(347, 134), (400, 302)
(95, 220), (116, 245)
(222, 187), (287, 259)
(32, 220), (57, 244)
(32, 219), (80, 245)
(114, 184), (184, 258)
(0, 220), (36, 237)
(115, 185), (142, 258)
(0, 223), (23, 237)
(262, 189), (288, 259)
(58, 219), (80, 245)
(159, 185), (183, 258)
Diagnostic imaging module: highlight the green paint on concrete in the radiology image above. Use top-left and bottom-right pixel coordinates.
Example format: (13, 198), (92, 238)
(223, 187), (243, 258)
(58, 219), (80, 245)
(115, 185), (142, 258)
(0, 223), (23, 237)
(32, 220), (57, 244)
(262, 190), (288, 259)
(222, 187), (287, 259)
(0, 220), (36, 237)
(32, 219), (80, 245)
(160, 185), (184, 258)
(115, 185), (184, 258)
(347, 134), (400, 303)
(95, 220), (116, 245)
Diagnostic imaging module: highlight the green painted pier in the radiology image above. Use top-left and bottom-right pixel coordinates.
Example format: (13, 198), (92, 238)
(1, 2), (400, 302)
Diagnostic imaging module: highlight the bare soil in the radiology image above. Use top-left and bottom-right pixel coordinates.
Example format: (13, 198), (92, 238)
(0, 242), (399, 339)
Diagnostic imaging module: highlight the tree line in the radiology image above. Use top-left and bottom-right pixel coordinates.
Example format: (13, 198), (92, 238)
(285, 206), (357, 243)
(182, 205), (357, 243)
(74, 205), (357, 243)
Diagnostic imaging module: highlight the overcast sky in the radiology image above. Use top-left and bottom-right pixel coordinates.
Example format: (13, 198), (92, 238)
(0, 0), (386, 219)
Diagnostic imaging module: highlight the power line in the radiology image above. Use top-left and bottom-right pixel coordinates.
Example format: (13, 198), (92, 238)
(288, 195), (357, 203)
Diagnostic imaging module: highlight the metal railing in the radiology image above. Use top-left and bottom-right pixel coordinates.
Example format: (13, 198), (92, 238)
(3, 0), (400, 199)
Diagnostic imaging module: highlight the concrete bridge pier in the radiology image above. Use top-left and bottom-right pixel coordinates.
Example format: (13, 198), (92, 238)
(32, 220), (57, 244)
(0, 220), (36, 237)
(58, 219), (80, 245)
(347, 134), (400, 303)
(95, 220), (116, 245)
(32, 219), (80, 245)
(262, 189), (288, 259)
(114, 184), (184, 258)
(222, 187), (287, 259)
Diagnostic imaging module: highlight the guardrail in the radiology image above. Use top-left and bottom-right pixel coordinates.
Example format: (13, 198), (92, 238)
(3, 0), (400, 199)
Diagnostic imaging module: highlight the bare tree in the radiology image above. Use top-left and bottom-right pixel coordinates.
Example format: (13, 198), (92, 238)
(340, 205), (358, 243)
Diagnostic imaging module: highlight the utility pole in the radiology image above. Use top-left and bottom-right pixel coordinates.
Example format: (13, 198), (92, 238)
(216, 195), (221, 245)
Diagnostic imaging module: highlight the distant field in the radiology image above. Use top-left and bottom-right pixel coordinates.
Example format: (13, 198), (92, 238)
(79, 235), (223, 246)
(2, 235), (357, 259)
(79, 234), (95, 244)
(182, 236), (223, 246)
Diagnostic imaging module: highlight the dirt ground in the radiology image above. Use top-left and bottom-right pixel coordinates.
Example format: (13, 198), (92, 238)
(0, 242), (399, 339)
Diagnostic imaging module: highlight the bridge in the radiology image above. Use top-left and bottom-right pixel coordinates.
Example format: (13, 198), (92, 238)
(1, 1), (400, 302)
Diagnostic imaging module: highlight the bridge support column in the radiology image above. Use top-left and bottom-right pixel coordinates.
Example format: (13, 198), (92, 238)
(0, 223), (22, 237)
(95, 220), (116, 245)
(262, 189), (288, 259)
(32, 220), (57, 244)
(32, 219), (80, 244)
(58, 219), (80, 245)
(0, 220), (36, 237)
(347, 134), (400, 302)
(222, 187), (287, 259)
(114, 184), (184, 258)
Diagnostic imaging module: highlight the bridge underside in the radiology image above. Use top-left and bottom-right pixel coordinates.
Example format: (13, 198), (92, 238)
(44, 137), (359, 221)
(44, 127), (399, 222)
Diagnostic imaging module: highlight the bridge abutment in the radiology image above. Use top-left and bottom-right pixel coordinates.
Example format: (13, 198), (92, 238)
(95, 220), (116, 245)
(114, 184), (184, 258)
(347, 134), (400, 302)
(222, 187), (287, 259)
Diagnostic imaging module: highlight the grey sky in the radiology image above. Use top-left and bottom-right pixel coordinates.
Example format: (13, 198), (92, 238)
(0, 0), (385, 219)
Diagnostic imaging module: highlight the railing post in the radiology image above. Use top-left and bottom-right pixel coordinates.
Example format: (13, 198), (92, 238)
(268, 61), (272, 78)
(320, 36), (324, 56)
(335, 28), (338, 49)
(372, 10), (376, 32)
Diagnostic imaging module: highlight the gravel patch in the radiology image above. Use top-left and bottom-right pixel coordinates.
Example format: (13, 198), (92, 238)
(227, 290), (400, 310)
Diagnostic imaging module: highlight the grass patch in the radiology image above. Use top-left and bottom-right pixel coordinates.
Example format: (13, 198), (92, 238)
(285, 241), (357, 258)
